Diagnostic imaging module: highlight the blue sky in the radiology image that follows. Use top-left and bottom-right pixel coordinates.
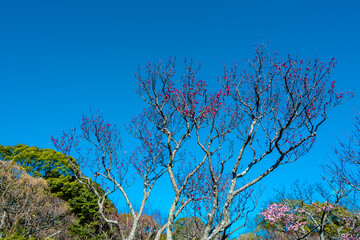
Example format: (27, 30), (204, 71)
(1, 0), (359, 233)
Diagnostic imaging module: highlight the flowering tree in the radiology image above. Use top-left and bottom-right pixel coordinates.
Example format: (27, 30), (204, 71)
(258, 179), (360, 240)
(260, 200), (360, 240)
(52, 46), (350, 240)
(52, 112), (166, 240)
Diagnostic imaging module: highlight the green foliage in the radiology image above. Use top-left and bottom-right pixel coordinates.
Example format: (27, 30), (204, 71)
(48, 175), (98, 223)
(0, 232), (37, 240)
(0, 144), (72, 178)
(0, 144), (117, 239)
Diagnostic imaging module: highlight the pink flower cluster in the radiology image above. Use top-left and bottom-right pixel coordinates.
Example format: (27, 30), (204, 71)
(261, 203), (306, 232)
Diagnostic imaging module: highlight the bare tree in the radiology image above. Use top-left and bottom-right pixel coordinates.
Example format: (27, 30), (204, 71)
(325, 114), (360, 212)
(0, 160), (73, 239)
(53, 46), (350, 240)
(52, 111), (167, 240)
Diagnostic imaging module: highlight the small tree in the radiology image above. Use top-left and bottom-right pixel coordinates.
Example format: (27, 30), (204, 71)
(53, 45), (350, 240)
(52, 111), (167, 239)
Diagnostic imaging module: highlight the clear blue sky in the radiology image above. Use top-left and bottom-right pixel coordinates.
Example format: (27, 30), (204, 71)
(1, 0), (359, 232)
